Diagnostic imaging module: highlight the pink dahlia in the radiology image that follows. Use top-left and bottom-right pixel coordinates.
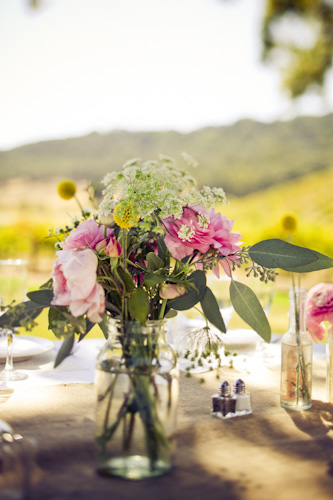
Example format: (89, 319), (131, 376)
(162, 205), (213, 261)
(209, 208), (242, 277)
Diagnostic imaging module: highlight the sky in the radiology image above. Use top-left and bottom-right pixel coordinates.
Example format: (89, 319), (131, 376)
(0, 0), (332, 151)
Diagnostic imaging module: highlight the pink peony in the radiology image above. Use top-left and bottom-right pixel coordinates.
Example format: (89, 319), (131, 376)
(209, 208), (242, 277)
(162, 205), (214, 260)
(51, 247), (105, 323)
(62, 219), (113, 251)
(306, 283), (333, 342)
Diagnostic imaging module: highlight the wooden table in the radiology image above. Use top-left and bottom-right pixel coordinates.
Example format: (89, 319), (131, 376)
(1, 345), (333, 500)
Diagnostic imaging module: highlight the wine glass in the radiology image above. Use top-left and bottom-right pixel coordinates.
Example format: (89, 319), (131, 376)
(0, 419), (37, 499)
(0, 259), (29, 382)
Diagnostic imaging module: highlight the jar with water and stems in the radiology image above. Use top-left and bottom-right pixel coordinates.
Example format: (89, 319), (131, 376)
(95, 318), (179, 480)
(280, 287), (313, 410)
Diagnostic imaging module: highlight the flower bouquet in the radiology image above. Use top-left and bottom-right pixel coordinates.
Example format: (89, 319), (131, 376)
(1, 154), (332, 478)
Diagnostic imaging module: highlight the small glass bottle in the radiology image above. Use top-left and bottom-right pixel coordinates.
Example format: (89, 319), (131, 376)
(280, 287), (313, 410)
(232, 379), (252, 415)
(212, 381), (236, 419)
(326, 323), (333, 403)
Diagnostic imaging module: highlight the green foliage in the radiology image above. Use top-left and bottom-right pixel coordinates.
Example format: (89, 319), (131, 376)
(54, 333), (75, 368)
(230, 280), (271, 342)
(262, 0), (333, 97)
(248, 239), (319, 271)
(0, 222), (55, 260)
(200, 287), (226, 333)
(283, 249), (333, 273)
(128, 288), (149, 323)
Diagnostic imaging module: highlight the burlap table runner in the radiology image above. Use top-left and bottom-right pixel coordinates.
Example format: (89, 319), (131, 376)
(1, 357), (333, 500)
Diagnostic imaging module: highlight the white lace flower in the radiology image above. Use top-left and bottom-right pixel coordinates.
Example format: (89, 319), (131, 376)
(197, 212), (210, 229)
(181, 152), (199, 169)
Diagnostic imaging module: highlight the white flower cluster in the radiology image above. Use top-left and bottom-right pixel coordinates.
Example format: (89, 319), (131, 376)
(98, 155), (227, 225)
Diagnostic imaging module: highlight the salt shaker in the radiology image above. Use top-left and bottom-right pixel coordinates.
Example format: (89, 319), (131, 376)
(212, 381), (236, 419)
(232, 379), (252, 415)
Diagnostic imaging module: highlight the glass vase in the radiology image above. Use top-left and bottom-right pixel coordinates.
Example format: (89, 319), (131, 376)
(95, 319), (179, 480)
(280, 287), (313, 410)
(326, 323), (333, 403)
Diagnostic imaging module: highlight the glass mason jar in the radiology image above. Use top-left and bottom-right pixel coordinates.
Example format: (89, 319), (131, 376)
(95, 319), (179, 480)
(326, 323), (333, 403)
(280, 288), (313, 410)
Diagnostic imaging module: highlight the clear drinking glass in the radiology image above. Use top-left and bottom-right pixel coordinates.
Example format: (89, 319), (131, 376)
(0, 259), (29, 382)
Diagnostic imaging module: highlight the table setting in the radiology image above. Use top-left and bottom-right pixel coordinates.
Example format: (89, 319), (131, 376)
(0, 154), (333, 500)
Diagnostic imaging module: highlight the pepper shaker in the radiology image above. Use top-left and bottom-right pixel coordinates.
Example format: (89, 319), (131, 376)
(232, 379), (252, 415)
(212, 381), (236, 419)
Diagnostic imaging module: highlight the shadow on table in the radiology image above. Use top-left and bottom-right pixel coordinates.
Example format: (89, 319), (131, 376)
(285, 400), (333, 438)
(179, 372), (333, 496)
(33, 424), (242, 500)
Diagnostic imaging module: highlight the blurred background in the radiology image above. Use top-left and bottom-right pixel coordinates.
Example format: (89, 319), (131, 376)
(0, 0), (332, 334)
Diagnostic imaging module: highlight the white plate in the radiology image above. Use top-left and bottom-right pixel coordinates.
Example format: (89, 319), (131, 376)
(0, 336), (54, 363)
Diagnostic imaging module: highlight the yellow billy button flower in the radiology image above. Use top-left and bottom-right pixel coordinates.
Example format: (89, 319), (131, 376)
(113, 203), (138, 229)
(57, 180), (77, 200)
(281, 213), (298, 234)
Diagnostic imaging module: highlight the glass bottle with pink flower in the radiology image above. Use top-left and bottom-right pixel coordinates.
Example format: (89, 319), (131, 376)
(306, 283), (333, 404)
(280, 287), (313, 410)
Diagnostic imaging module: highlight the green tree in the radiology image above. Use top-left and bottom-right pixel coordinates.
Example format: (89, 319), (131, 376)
(262, 0), (333, 97)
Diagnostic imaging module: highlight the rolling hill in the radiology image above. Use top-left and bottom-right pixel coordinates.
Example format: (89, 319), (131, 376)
(1, 113), (332, 196)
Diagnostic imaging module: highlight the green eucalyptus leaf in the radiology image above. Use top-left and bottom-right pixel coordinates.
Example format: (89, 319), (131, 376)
(143, 273), (166, 288)
(40, 278), (53, 290)
(78, 317), (96, 342)
(128, 288), (149, 323)
(146, 252), (164, 271)
(27, 289), (54, 306)
(249, 239), (318, 270)
(168, 270), (206, 311)
(283, 249), (333, 273)
(230, 280), (271, 342)
(97, 314), (110, 340)
(0, 300), (45, 330)
(200, 287), (226, 333)
(165, 308), (178, 319)
(54, 333), (75, 368)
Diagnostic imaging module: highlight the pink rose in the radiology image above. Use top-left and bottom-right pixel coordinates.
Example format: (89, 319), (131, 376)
(62, 219), (113, 251)
(159, 283), (186, 299)
(162, 205), (213, 260)
(95, 239), (108, 252)
(51, 248), (105, 323)
(209, 208), (242, 277)
(105, 237), (122, 257)
(306, 283), (333, 341)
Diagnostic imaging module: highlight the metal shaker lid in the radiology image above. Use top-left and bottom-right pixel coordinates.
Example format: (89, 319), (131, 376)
(219, 381), (231, 396)
(233, 379), (246, 394)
